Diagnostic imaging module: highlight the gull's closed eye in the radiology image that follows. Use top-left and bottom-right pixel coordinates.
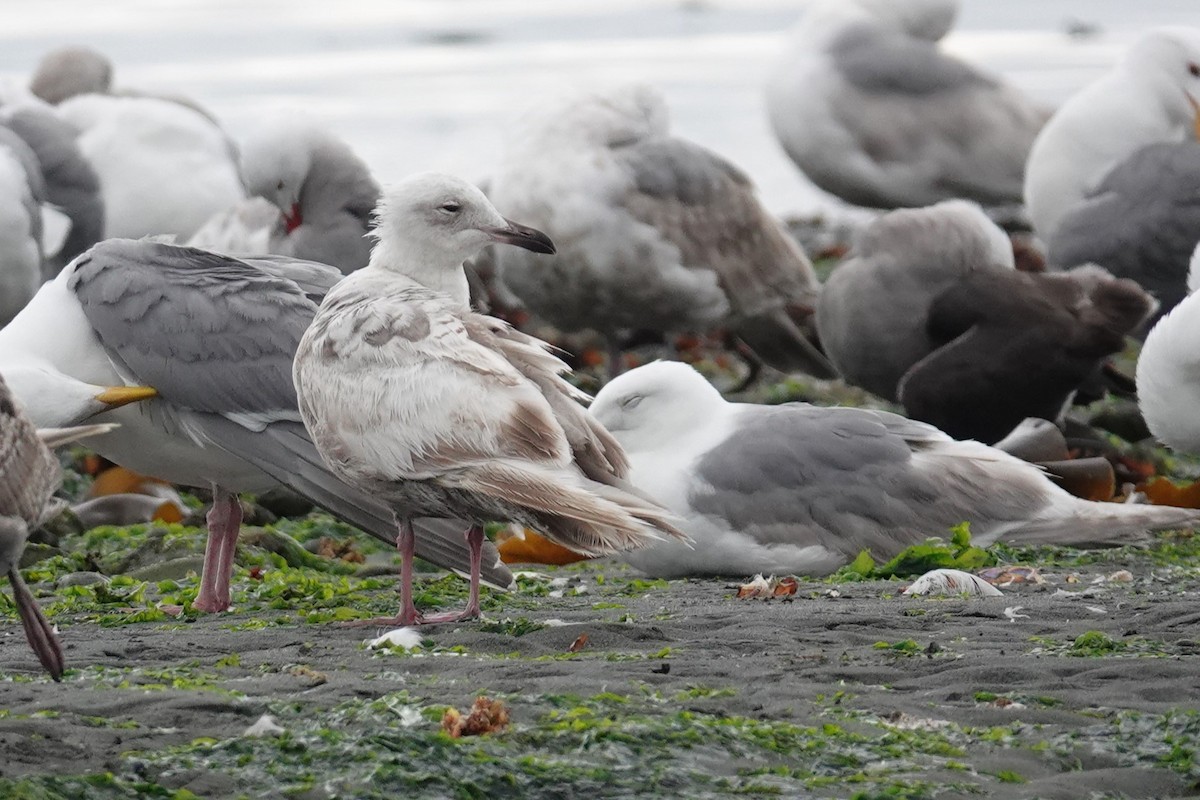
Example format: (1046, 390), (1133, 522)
(440, 202), (462, 213)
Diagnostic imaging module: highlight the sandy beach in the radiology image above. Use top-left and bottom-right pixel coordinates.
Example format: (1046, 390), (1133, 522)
(2, 517), (1199, 799)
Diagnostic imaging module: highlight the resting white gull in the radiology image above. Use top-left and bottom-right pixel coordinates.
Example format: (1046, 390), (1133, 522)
(487, 83), (834, 379)
(55, 93), (243, 241)
(765, 0), (1046, 209)
(0, 372), (113, 679)
(1048, 142), (1200, 327)
(240, 123), (381, 274)
(0, 239), (513, 613)
(1024, 27), (1200, 241)
(589, 362), (1200, 579)
(815, 199), (1014, 402)
(1137, 245), (1200, 454)
(897, 264), (1157, 444)
(295, 172), (684, 625)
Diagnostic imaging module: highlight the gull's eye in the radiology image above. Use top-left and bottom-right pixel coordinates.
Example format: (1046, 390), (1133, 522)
(1189, 61), (1200, 78)
(440, 201), (462, 214)
(276, 180), (285, 191)
(619, 394), (643, 411)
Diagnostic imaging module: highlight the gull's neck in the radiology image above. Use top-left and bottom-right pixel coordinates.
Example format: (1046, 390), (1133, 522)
(366, 237), (471, 307)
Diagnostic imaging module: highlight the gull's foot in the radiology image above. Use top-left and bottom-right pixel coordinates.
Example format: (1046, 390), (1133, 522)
(192, 595), (231, 614)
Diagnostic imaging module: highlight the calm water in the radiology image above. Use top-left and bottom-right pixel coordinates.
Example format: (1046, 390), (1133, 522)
(2, 0), (1199, 213)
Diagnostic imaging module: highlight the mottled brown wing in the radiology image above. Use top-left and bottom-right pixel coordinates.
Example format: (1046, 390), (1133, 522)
(0, 376), (61, 526)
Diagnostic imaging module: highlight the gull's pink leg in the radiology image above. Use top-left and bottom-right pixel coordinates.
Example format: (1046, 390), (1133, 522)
(10, 567), (64, 681)
(341, 517), (425, 627)
(419, 525), (484, 624)
(194, 486), (242, 613)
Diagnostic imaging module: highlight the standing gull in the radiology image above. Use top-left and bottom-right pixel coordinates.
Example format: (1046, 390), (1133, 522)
(589, 362), (1200, 579)
(0, 240), (512, 613)
(487, 84), (834, 379)
(816, 200), (1014, 402)
(295, 172), (684, 625)
(1, 373), (113, 679)
(1024, 27), (1200, 241)
(765, 0), (1046, 209)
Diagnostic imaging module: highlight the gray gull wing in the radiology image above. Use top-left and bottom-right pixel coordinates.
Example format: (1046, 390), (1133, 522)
(613, 136), (834, 376)
(1049, 142), (1200, 328)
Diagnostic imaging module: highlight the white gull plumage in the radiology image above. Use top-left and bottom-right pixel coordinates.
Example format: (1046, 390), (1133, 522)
(295, 172), (684, 625)
(1024, 27), (1200, 241)
(589, 362), (1200, 579)
(1138, 243), (1200, 454)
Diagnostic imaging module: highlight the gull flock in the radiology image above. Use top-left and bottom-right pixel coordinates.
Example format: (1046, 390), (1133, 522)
(2, 0), (1200, 685)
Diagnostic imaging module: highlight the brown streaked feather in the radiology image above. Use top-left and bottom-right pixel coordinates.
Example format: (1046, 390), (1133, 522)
(502, 400), (567, 464)
(0, 379), (61, 526)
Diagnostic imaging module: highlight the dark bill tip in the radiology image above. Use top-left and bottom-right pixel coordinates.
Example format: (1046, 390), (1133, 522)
(487, 219), (556, 255)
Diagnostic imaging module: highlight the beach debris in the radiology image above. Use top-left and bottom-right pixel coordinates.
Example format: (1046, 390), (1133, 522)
(243, 714), (285, 737)
(1106, 569), (1134, 583)
(442, 696), (510, 738)
(568, 633), (590, 653)
(312, 536), (365, 564)
(652, 663), (671, 675)
(366, 627), (423, 651)
(903, 569), (1003, 597)
(1137, 476), (1200, 508)
(978, 565), (1044, 587)
(736, 574), (798, 599)
(1086, 605), (1107, 615)
(288, 665), (328, 687)
(879, 711), (954, 731)
(985, 697), (1027, 711)
(1004, 606), (1029, 622)
(496, 526), (591, 565)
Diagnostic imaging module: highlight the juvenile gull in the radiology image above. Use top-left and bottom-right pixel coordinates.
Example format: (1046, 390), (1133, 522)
(295, 172), (684, 625)
(897, 265), (1157, 443)
(1048, 142), (1200, 326)
(0, 240), (513, 613)
(765, 0), (1046, 209)
(816, 200), (1014, 402)
(590, 362), (1200, 578)
(1024, 27), (1200, 241)
(488, 84), (833, 379)
(0, 372), (113, 679)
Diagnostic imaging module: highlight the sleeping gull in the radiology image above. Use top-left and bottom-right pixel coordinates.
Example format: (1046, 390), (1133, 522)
(1024, 27), (1200, 241)
(1137, 245), (1200, 454)
(295, 172), (684, 624)
(1, 372), (114, 679)
(487, 84), (834, 379)
(897, 264), (1157, 444)
(765, 0), (1046, 209)
(55, 93), (243, 241)
(589, 362), (1200, 578)
(239, 123), (381, 274)
(0, 239), (513, 613)
(1048, 142), (1200, 327)
(816, 200), (1014, 402)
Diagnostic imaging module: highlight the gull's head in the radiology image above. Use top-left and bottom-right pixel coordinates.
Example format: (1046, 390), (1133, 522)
(1123, 27), (1200, 137)
(857, 199), (1014, 272)
(1, 364), (157, 428)
(241, 124), (316, 234)
(369, 172), (554, 297)
(29, 45), (113, 105)
(798, 0), (957, 46)
(590, 362), (726, 451)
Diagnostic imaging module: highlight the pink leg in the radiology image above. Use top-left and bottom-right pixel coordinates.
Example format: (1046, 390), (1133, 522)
(10, 568), (64, 681)
(341, 517), (425, 627)
(341, 522), (485, 627)
(194, 486), (242, 613)
(419, 525), (484, 624)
